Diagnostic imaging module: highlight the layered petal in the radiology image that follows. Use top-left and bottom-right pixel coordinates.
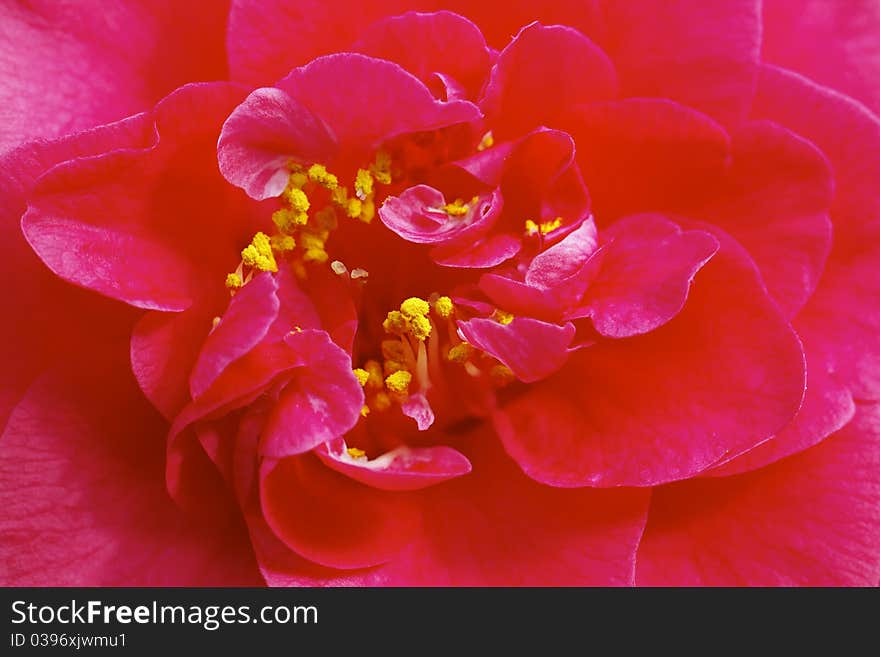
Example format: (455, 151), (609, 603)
(600, 0), (761, 124)
(636, 403), (880, 586)
(570, 214), (719, 338)
(0, 345), (260, 586)
(0, 1), (230, 152)
(495, 239), (806, 487)
(482, 23), (617, 139)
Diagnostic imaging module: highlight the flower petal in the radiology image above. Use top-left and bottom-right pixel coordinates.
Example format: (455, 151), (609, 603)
(315, 439), (472, 491)
(601, 0), (761, 124)
(22, 83), (262, 311)
(495, 238), (806, 487)
(353, 11), (492, 100)
(0, 345), (260, 585)
(458, 317), (576, 383)
(482, 23), (617, 139)
(571, 214), (719, 338)
(636, 403), (880, 586)
(562, 98), (731, 220)
(260, 453), (421, 569)
(0, 1), (230, 152)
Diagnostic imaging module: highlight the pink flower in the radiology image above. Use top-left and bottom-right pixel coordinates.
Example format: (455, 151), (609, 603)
(1, 1), (879, 586)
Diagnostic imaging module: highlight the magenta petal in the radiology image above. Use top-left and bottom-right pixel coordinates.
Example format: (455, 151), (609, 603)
(0, 1), (230, 153)
(636, 403), (880, 586)
(762, 0), (880, 115)
(0, 347), (260, 585)
(482, 22), (617, 139)
(573, 214), (719, 337)
(431, 233), (521, 269)
(495, 239), (806, 487)
(602, 0), (761, 124)
(260, 453), (421, 569)
(458, 317), (576, 383)
(277, 54), (481, 156)
(131, 308), (213, 420)
(380, 185), (472, 244)
(687, 120), (833, 318)
(22, 82), (260, 311)
(526, 220), (598, 289)
(315, 439), (472, 491)
(400, 392), (436, 431)
(707, 328), (856, 477)
(259, 332), (364, 457)
(217, 87), (335, 200)
(189, 273), (280, 399)
(353, 11), (492, 101)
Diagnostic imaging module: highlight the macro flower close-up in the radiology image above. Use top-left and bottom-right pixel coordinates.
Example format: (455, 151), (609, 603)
(1, 0), (879, 587)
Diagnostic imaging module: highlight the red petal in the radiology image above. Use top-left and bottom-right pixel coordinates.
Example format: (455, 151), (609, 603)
(496, 238), (805, 487)
(637, 403), (880, 586)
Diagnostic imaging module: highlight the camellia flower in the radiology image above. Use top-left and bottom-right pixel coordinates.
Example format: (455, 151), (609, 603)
(1, 1), (879, 586)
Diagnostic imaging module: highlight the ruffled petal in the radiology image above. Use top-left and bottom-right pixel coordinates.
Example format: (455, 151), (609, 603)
(495, 238), (805, 487)
(482, 23), (617, 139)
(636, 403), (880, 586)
(570, 214), (719, 338)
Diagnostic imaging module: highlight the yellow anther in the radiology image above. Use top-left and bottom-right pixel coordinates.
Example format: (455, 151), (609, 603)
(346, 198), (363, 218)
(270, 234), (296, 252)
(225, 272), (242, 290)
(286, 171), (308, 190)
(355, 168), (374, 200)
(385, 370), (412, 394)
(284, 187), (310, 213)
(400, 297), (430, 318)
(373, 391), (392, 412)
(381, 340), (407, 362)
(299, 231), (327, 250)
(433, 296), (454, 318)
(359, 198), (375, 224)
(383, 310), (408, 335)
(383, 359), (407, 376)
(212, 316), (222, 329)
(364, 360), (384, 391)
(447, 342), (474, 363)
(443, 198), (470, 216)
(477, 131), (495, 151)
(303, 248), (328, 264)
(489, 364), (516, 386)
(359, 406), (370, 418)
(353, 368), (370, 387)
(526, 217), (563, 235)
(493, 309), (515, 325)
(241, 232), (277, 272)
(347, 446), (368, 458)
(272, 208), (307, 232)
(307, 163), (338, 189)
(409, 314), (432, 341)
(370, 151), (393, 184)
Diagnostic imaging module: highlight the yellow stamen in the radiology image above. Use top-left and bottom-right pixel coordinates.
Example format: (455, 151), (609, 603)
(225, 272), (243, 290)
(270, 234), (296, 252)
(307, 163), (338, 189)
(383, 359), (407, 376)
(381, 340), (408, 362)
(364, 360), (384, 391)
(347, 446), (367, 458)
(493, 309), (515, 325)
(359, 406), (370, 418)
(360, 198), (375, 224)
(385, 370), (412, 394)
(284, 187), (310, 213)
(525, 217), (563, 236)
(447, 342), (473, 363)
(443, 199), (470, 216)
(383, 310), (408, 335)
(241, 232), (277, 272)
(346, 198), (362, 218)
(477, 131), (495, 151)
(355, 168), (374, 200)
(408, 314), (432, 341)
(272, 208), (307, 232)
(373, 391), (392, 412)
(490, 364), (516, 386)
(400, 297), (430, 318)
(353, 368), (370, 387)
(433, 296), (454, 318)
